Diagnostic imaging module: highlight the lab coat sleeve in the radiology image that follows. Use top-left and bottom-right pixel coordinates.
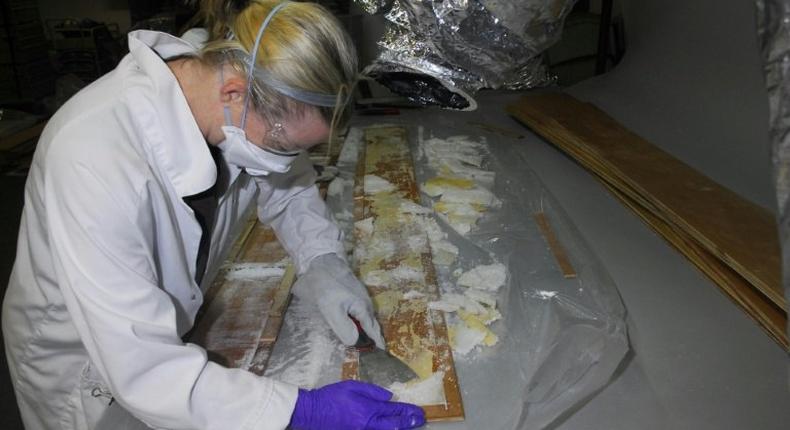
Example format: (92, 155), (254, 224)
(254, 153), (346, 273)
(44, 156), (297, 430)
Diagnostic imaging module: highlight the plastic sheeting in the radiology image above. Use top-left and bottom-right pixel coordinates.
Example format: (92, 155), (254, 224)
(756, 0), (790, 339)
(356, 0), (577, 110)
(96, 112), (628, 430)
(266, 113), (628, 429)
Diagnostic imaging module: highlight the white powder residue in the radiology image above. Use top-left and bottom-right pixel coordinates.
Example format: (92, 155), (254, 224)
(389, 371), (446, 405)
(399, 200), (433, 215)
(406, 233), (429, 254)
(362, 269), (390, 287)
(334, 209), (353, 222)
(451, 321), (487, 356)
(415, 216), (446, 243)
(457, 263), (508, 291)
(428, 300), (460, 312)
(264, 301), (345, 389)
(363, 264), (424, 288)
(440, 160), (496, 188)
(430, 239), (458, 266)
(534, 290), (558, 299)
(464, 288), (497, 307)
(439, 187), (500, 208)
(403, 290), (426, 300)
(224, 264), (286, 280)
(436, 212), (473, 236)
(480, 307), (503, 325)
(362, 233), (397, 261)
(390, 264), (424, 283)
(327, 177), (350, 197)
(430, 293), (486, 315)
(338, 127), (363, 165)
(354, 217), (374, 237)
(363, 174), (396, 194)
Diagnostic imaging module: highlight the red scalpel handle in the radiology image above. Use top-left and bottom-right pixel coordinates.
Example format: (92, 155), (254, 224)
(349, 316), (376, 351)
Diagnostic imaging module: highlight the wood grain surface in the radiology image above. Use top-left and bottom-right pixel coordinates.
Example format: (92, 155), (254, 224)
(606, 182), (788, 348)
(342, 126), (465, 422)
(534, 212), (578, 278)
(507, 92), (786, 346)
(507, 93), (782, 307)
(189, 218), (295, 375)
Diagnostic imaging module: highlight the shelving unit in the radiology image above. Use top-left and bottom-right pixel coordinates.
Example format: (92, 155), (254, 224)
(0, 0), (55, 101)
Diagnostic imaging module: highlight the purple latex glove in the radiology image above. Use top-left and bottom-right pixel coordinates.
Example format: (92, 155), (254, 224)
(289, 380), (426, 430)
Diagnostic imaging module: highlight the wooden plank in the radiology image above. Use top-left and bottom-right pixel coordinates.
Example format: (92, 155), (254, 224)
(533, 212), (578, 278)
(190, 132), (348, 376)
(342, 126), (465, 422)
(606, 182), (788, 348)
(235, 224), (290, 264)
(189, 217), (297, 376)
(507, 93), (784, 310)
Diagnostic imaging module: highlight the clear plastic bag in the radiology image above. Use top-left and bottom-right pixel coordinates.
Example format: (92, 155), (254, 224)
(267, 117), (629, 429)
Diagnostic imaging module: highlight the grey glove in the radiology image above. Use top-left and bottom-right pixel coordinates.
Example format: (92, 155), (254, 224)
(293, 253), (386, 349)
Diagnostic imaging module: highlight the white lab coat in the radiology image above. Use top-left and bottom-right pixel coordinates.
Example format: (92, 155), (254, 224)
(2, 30), (345, 430)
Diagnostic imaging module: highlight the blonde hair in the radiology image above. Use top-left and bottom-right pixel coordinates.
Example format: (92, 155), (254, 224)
(196, 0), (357, 134)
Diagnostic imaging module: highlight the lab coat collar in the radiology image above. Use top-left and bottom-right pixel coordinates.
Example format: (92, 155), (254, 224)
(127, 30), (217, 198)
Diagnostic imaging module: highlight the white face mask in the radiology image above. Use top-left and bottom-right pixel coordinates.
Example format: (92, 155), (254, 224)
(217, 123), (299, 176)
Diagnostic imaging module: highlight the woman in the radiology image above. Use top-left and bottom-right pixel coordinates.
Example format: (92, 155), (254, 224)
(2, 1), (425, 429)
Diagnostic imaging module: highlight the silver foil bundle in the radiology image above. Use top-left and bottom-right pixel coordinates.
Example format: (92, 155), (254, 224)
(356, 0), (577, 110)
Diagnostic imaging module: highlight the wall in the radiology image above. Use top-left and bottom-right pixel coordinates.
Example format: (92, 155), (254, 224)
(37, 0), (131, 33)
(569, 0), (774, 210)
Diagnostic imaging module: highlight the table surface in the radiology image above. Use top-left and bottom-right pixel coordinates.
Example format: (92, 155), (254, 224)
(465, 90), (789, 430)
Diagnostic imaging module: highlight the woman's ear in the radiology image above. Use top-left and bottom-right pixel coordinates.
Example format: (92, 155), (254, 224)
(219, 75), (246, 104)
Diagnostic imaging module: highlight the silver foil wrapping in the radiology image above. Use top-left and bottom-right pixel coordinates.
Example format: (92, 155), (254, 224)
(356, 0), (577, 110)
(756, 0), (790, 338)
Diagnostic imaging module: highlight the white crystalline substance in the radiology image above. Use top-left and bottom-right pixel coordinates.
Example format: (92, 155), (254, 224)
(224, 264), (286, 280)
(334, 209), (353, 222)
(263, 300), (344, 389)
(338, 127), (363, 164)
(366, 234), (397, 260)
(406, 234), (429, 253)
(389, 371), (446, 405)
(457, 263), (508, 291)
(439, 187), (500, 208)
(464, 288), (497, 307)
(327, 176), (350, 197)
(420, 136), (496, 188)
(451, 321), (487, 356)
(430, 239), (458, 266)
(480, 307), (503, 325)
(441, 161), (496, 188)
(428, 300), (460, 312)
(437, 213), (473, 236)
(362, 270), (390, 287)
(362, 263), (423, 287)
(363, 175), (396, 194)
(428, 293), (486, 315)
(403, 290), (426, 300)
(399, 200), (433, 215)
(421, 136), (486, 164)
(390, 264), (424, 283)
(354, 217), (374, 237)
(534, 290), (558, 299)
(415, 216), (446, 243)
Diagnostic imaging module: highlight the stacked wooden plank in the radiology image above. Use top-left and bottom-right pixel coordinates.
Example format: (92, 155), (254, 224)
(507, 92), (787, 348)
